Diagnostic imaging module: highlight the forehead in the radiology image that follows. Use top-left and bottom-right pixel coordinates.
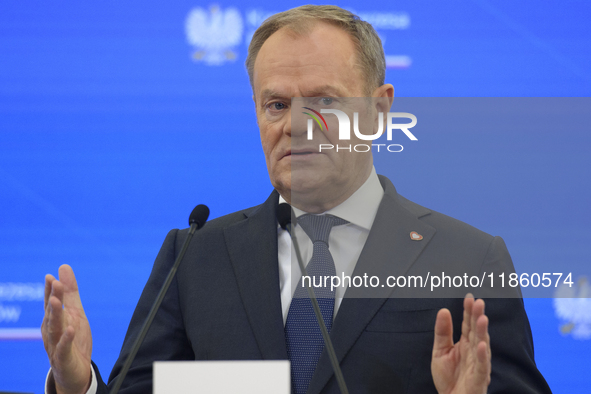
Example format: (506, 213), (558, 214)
(253, 22), (365, 100)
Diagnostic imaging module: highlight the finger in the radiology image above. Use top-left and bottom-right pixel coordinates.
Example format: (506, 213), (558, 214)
(471, 299), (485, 346)
(476, 313), (491, 360)
(44, 274), (56, 310)
(43, 275), (57, 334)
(55, 325), (76, 362)
(475, 315), (491, 382)
(58, 264), (84, 310)
(51, 279), (65, 306)
(433, 308), (454, 356)
(461, 293), (474, 339)
(476, 341), (491, 383)
(47, 295), (65, 346)
(46, 280), (65, 344)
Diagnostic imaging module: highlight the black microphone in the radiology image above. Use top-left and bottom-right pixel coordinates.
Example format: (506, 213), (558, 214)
(189, 204), (210, 229)
(276, 202), (295, 229)
(110, 204), (210, 394)
(276, 203), (349, 394)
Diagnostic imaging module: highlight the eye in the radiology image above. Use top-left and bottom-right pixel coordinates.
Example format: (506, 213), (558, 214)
(321, 97), (333, 105)
(271, 102), (286, 110)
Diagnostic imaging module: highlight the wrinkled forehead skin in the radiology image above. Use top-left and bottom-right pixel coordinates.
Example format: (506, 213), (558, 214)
(253, 22), (368, 103)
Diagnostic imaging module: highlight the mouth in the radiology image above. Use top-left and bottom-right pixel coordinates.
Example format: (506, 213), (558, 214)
(280, 147), (323, 162)
(288, 148), (319, 156)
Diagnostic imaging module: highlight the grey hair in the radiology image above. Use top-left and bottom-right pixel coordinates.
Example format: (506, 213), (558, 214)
(245, 5), (386, 95)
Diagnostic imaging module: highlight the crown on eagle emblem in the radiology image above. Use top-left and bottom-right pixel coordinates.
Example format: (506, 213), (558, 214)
(185, 5), (244, 65)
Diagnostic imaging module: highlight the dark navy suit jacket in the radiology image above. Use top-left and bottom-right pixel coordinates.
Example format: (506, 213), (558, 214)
(94, 176), (552, 393)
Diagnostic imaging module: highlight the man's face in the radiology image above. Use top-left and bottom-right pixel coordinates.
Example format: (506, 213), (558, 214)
(252, 22), (378, 212)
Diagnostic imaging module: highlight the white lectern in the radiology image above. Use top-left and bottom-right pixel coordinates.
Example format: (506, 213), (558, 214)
(153, 360), (290, 393)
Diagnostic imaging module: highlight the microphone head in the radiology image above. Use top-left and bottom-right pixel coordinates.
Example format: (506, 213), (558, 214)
(276, 203), (295, 229)
(189, 204), (210, 229)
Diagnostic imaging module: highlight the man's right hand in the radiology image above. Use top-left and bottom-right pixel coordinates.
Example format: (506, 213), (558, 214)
(42, 264), (93, 394)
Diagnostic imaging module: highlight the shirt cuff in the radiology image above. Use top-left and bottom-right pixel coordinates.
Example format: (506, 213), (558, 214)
(45, 365), (97, 394)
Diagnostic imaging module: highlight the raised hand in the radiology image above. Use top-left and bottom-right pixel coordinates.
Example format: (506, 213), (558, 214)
(431, 294), (492, 394)
(41, 264), (93, 394)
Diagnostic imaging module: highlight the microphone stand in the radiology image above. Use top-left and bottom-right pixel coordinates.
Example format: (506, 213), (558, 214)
(110, 205), (209, 394)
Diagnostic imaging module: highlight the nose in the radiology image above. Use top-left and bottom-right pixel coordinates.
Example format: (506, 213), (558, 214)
(290, 100), (314, 139)
(283, 108), (292, 137)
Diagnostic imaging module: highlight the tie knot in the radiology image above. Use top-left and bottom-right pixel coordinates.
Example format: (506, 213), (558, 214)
(297, 214), (349, 245)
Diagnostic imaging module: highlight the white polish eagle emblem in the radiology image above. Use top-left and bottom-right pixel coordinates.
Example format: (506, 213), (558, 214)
(185, 5), (244, 65)
(554, 277), (591, 340)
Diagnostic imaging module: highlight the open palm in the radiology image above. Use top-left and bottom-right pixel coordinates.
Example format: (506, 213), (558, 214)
(431, 295), (491, 394)
(42, 264), (93, 394)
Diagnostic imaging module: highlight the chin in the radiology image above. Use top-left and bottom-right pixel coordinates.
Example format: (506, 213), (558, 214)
(270, 174), (291, 197)
(291, 168), (324, 188)
(290, 180), (334, 206)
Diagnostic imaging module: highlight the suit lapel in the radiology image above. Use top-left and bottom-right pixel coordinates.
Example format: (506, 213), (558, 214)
(308, 177), (436, 394)
(224, 191), (288, 360)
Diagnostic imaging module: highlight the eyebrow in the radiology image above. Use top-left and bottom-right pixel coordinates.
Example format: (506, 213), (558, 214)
(302, 85), (344, 97)
(259, 89), (286, 104)
(259, 85), (346, 105)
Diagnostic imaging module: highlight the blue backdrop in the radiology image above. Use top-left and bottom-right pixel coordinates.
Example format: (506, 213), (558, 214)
(1, 1), (590, 392)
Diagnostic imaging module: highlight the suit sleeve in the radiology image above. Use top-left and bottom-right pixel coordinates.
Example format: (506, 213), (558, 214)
(94, 229), (195, 394)
(482, 236), (552, 393)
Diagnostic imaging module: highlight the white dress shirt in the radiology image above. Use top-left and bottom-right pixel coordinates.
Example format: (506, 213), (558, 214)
(46, 167), (384, 394)
(277, 166), (384, 323)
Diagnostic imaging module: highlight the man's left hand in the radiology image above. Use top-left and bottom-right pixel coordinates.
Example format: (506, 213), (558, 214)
(431, 294), (491, 394)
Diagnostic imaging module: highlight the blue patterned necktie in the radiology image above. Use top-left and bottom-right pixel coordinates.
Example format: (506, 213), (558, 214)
(285, 214), (349, 394)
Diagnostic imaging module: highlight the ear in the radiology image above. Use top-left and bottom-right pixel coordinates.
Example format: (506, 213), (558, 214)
(373, 83), (394, 113)
(371, 84), (394, 137)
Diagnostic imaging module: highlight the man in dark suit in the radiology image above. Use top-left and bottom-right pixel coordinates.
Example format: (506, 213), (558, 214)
(41, 5), (552, 394)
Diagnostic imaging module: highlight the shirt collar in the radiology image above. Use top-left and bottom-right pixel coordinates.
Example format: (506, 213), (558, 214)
(278, 166), (384, 231)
